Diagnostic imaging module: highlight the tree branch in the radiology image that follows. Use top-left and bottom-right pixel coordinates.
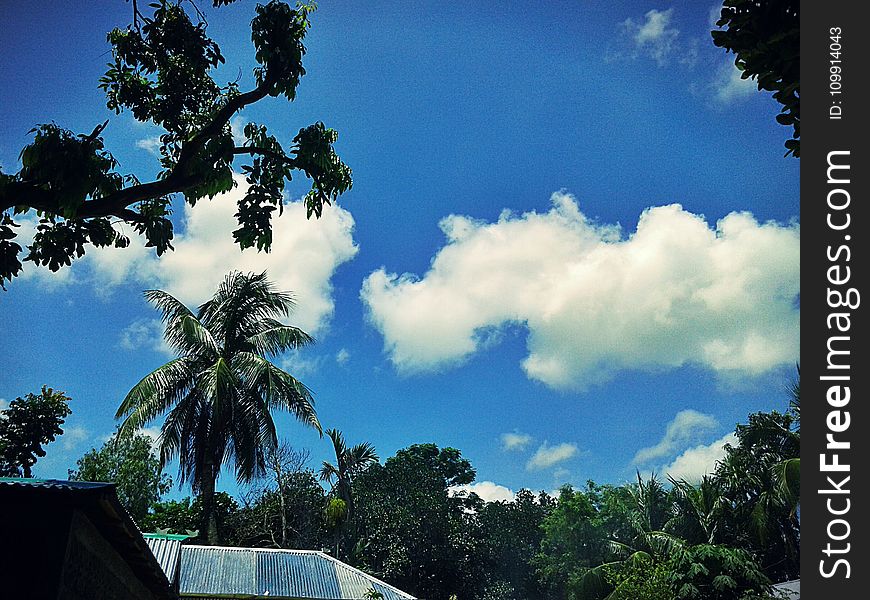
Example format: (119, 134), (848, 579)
(0, 74), (279, 219)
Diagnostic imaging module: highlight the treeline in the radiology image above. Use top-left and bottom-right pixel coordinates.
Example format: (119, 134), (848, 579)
(64, 390), (799, 600)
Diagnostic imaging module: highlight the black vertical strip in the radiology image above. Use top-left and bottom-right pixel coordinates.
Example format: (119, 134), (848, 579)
(801, 1), (868, 597)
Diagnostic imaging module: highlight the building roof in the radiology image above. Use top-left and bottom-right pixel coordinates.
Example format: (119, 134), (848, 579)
(773, 579), (799, 599)
(143, 534), (185, 589)
(0, 478), (177, 599)
(143, 540), (417, 600)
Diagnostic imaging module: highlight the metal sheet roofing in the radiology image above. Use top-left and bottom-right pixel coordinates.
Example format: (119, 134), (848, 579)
(773, 579), (800, 599)
(144, 535), (184, 586)
(177, 545), (417, 600)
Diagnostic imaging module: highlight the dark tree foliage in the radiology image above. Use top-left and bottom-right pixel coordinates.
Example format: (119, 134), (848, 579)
(712, 0), (799, 157)
(350, 444), (480, 600)
(0, 386), (71, 477)
(714, 408), (800, 582)
(69, 429), (173, 524)
(231, 469), (329, 549)
(475, 489), (555, 599)
(0, 0), (352, 288)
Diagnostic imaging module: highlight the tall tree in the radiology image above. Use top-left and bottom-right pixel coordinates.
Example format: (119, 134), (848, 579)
(351, 444), (478, 600)
(0, 386), (71, 477)
(69, 429), (172, 524)
(116, 270), (320, 545)
(0, 0), (352, 288)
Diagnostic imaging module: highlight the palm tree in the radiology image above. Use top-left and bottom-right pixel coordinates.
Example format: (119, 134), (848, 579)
(319, 428), (378, 556)
(116, 271), (320, 545)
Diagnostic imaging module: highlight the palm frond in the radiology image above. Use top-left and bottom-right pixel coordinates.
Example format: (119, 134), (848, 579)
(233, 351), (320, 433)
(116, 358), (195, 432)
(245, 324), (314, 356)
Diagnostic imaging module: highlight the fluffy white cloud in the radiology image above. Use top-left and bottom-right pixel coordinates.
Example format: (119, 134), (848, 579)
(501, 432), (533, 452)
(622, 8), (679, 66)
(362, 193), (799, 390)
(20, 176), (358, 336)
(451, 481), (516, 503)
(527, 442), (578, 471)
(633, 410), (717, 465)
(662, 432), (736, 481)
(712, 61), (757, 104)
(336, 348), (351, 365)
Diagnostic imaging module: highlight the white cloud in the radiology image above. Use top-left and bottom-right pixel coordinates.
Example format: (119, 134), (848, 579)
(362, 193), (799, 390)
(336, 348), (351, 365)
(451, 481), (516, 503)
(62, 424), (90, 452)
(119, 318), (172, 355)
(18, 176), (359, 337)
(527, 442), (578, 470)
(622, 8), (680, 66)
(712, 61), (757, 104)
(501, 432), (533, 452)
(135, 136), (162, 157)
(230, 116), (248, 146)
(633, 409), (717, 465)
(0, 398), (8, 411)
(662, 432), (736, 482)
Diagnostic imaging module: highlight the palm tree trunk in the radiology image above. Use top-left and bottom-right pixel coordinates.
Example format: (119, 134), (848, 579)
(200, 462), (220, 545)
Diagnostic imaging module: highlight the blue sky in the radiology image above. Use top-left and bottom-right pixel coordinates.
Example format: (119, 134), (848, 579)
(0, 1), (799, 502)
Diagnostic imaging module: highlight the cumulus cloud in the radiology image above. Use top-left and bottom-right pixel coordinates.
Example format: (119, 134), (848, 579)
(501, 432), (533, 451)
(712, 61), (757, 104)
(662, 432), (736, 481)
(362, 193), (799, 390)
(451, 481), (516, 503)
(19, 176), (358, 336)
(336, 348), (351, 365)
(633, 409), (717, 465)
(527, 442), (578, 471)
(622, 8), (680, 66)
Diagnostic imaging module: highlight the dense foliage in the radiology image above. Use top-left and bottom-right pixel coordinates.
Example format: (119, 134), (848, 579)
(0, 386), (71, 477)
(69, 429), (172, 523)
(712, 0), (800, 157)
(0, 0), (352, 288)
(62, 382), (797, 599)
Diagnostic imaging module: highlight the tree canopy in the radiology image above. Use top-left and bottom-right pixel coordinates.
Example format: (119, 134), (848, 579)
(0, 386), (71, 477)
(0, 0), (352, 288)
(69, 429), (172, 523)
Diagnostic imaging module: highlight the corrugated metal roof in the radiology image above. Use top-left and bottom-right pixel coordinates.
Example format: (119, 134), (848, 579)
(0, 477), (114, 491)
(773, 579), (799, 599)
(144, 535), (184, 585)
(178, 545), (417, 599)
